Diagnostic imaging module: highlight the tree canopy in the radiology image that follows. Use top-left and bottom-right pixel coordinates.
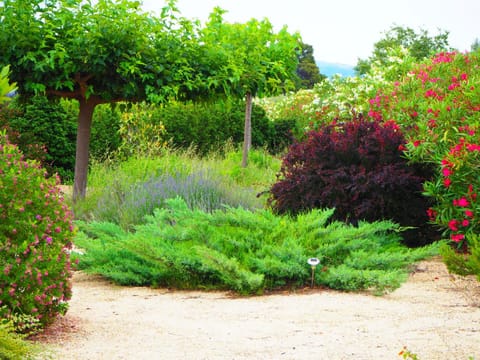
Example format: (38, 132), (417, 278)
(295, 42), (325, 89)
(0, 0), (215, 200)
(355, 25), (451, 75)
(201, 8), (300, 166)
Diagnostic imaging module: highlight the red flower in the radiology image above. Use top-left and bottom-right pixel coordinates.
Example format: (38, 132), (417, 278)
(462, 219), (470, 227)
(442, 167), (452, 177)
(465, 210), (474, 217)
(426, 208), (437, 221)
(453, 197), (469, 207)
(448, 219), (459, 231)
(451, 233), (465, 243)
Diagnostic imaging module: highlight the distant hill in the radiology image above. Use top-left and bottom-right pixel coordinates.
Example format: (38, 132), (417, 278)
(316, 61), (356, 78)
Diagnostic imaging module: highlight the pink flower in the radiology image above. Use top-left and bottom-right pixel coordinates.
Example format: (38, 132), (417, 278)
(448, 219), (459, 231)
(462, 219), (470, 227)
(465, 210), (474, 217)
(426, 208), (437, 221)
(46, 237), (53, 245)
(454, 197), (469, 207)
(442, 168), (452, 177)
(451, 234), (465, 243)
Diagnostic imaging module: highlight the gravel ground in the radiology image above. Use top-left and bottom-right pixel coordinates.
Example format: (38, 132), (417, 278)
(35, 257), (480, 360)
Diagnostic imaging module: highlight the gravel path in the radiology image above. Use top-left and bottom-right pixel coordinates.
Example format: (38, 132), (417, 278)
(36, 257), (480, 360)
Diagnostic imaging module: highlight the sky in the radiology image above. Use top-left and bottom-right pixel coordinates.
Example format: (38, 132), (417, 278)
(141, 0), (479, 66)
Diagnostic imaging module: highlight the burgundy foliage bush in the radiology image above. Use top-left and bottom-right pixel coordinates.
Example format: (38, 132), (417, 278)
(268, 116), (438, 246)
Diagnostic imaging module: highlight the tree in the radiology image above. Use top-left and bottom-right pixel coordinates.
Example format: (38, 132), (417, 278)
(295, 42), (325, 89)
(201, 8), (300, 167)
(472, 38), (480, 52)
(0, 0), (211, 201)
(355, 25), (451, 75)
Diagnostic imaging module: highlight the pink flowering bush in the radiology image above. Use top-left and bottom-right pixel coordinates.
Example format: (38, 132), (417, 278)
(368, 50), (480, 253)
(0, 130), (74, 331)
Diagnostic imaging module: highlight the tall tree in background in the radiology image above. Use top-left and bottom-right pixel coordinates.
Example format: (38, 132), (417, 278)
(295, 42), (325, 89)
(472, 38), (480, 52)
(0, 0), (212, 201)
(202, 8), (300, 167)
(355, 25), (451, 75)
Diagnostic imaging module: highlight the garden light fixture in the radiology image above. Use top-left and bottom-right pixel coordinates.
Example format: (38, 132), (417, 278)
(307, 257), (320, 288)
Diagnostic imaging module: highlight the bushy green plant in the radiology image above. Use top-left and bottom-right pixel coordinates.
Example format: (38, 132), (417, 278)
(154, 99), (276, 155)
(74, 197), (439, 295)
(114, 103), (169, 160)
(6, 96), (77, 182)
(0, 320), (41, 360)
(0, 130), (74, 329)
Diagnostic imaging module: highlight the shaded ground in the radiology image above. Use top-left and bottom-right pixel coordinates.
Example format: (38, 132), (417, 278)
(35, 257), (480, 360)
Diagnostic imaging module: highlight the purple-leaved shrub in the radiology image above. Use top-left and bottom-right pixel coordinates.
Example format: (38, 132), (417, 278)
(268, 116), (439, 246)
(0, 130), (74, 331)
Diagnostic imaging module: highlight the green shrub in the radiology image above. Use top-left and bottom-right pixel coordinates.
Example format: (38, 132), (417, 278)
(0, 130), (74, 330)
(155, 99), (276, 155)
(114, 103), (168, 160)
(74, 197), (439, 295)
(0, 320), (41, 360)
(440, 233), (480, 279)
(6, 96), (77, 182)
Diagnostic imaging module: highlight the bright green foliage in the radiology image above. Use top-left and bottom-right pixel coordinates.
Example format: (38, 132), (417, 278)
(0, 66), (16, 102)
(202, 8), (299, 99)
(201, 7), (300, 166)
(0, 0), (216, 199)
(114, 103), (169, 160)
(74, 197), (439, 295)
(0, 320), (41, 360)
(355, 25), (451, 75)
(440, 234), (480, 280)
(0, 131), (74, 329)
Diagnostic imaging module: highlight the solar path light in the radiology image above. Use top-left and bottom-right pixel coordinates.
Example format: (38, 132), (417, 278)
(307, 257), (320, 288)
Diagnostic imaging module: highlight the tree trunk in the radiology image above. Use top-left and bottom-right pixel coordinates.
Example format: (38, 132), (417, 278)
(241, 92), (253, 168)
(73, 98), (96, 202)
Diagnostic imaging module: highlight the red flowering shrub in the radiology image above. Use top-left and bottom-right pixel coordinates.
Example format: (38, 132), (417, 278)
(0, 130), (74, 331)
(268, 116), (437, 245)
(368, 50), (480, 249)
